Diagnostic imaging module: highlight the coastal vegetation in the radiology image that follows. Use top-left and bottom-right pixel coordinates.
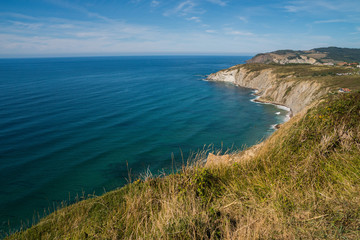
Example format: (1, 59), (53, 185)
(247, 47), (360, 65)
(242, 63), (360, 91)
(271, 47), (360, 63)
(244, 63), (359, 81)
(7, 89), (360, 239)
(314, 47), (360, 62)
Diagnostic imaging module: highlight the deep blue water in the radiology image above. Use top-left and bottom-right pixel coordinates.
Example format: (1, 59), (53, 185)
(0, 56), (287, 235)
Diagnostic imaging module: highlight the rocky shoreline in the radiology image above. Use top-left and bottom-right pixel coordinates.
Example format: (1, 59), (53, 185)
(204, 63), (328, 166)
(206, 64), (328, 115)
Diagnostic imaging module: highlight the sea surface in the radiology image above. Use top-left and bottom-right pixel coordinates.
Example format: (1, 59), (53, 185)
(0, 56), (288, 235)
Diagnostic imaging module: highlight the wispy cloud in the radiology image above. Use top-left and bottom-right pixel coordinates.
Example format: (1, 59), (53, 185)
(314, 19), (347, 24)
(225, 28), (254, 36)
(163, 1), (205, 17)
(0, 12), (37, 20)
(7, 20), (43, 30)
(206, 0), (227, 7)
(238, 16), (248, 23)
(205, 29), (216, 33)
(0, 14), (163, 46)
(44, 0), (111, 21)
(1, 0), (359, 56)
(284, 0), (360, 13)
(151, 1), (161, 7)
(283, 5), (303, 13)
(186, 16), (201, 22)
(284, 0), (331, 13)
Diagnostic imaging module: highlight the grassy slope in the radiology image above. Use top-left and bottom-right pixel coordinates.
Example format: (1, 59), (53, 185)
(314, 47), (360, 62)
(251, 47), (360, 63)
(239, 63), (360, 92)
(7, 92), (360, 238)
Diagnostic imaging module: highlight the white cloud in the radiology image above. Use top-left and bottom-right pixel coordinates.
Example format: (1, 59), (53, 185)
(238, 16), (248, 23)
(283, 4), (304, 13)
(205, 29), (216, 33)
(0, 16), (161, 43)
(7, 20), (43, 30)
(2, 1), (359, 57)
(163, 0), (205, 17)
(50, 23), (75, 29)
(0, 12), (36, 20)
(44, 0), (111, 21)
(226, 29), (254, 36)
(314, 19), (347, 24)
(168, 0), (194, 15)
(206, 0), (227, 7)
(284, 0), (360, 13)
(151, 1), (160, 7)
(186, 16), (201, 22)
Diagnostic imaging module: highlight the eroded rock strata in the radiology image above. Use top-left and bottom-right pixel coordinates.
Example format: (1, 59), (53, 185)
(207, 65), (328, 115)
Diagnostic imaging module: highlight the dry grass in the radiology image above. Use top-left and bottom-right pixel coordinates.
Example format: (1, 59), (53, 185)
(7, 93), (360, 240)
(240, 63), (360, 92)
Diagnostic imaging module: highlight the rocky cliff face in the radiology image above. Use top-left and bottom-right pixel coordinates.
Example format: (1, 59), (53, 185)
(207, 65), (329, 115)
(247, 52), (318, 65)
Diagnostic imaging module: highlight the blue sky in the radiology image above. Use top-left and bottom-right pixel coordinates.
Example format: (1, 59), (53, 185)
(0, 0), (359, 57)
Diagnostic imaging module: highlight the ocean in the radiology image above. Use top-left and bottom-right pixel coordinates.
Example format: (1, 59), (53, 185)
(0, 56), (288, 235)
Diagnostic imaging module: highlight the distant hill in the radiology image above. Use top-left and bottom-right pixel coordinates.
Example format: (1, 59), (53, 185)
(247, 47), (360, 65)
(314, 47), (360, 62)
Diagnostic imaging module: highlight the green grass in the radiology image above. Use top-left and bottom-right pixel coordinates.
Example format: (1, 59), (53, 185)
(239, 63), (360, 92)
(314, 47), (360, 62)
(7, 92), (360, 239)
(251, 47), (360, 63)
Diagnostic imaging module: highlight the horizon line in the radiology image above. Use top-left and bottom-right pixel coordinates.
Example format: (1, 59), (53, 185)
(0, 52), (257, 59)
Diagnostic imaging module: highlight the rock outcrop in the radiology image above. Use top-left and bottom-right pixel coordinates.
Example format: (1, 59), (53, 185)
(207, 65), (329, 115)
(205, 142), (265, 168)
(247, 52), (318, 65)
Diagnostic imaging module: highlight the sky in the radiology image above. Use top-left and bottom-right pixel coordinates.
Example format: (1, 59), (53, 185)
(0, 0), (360, 57)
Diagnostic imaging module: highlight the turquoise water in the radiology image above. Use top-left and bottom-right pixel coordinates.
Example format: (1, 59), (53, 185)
(0, 56), (288, 235)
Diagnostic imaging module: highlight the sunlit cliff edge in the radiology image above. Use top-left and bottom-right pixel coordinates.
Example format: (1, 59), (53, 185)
(207, 64), (327, 115)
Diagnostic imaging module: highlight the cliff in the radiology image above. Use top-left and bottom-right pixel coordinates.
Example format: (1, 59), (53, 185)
(207, 64), (329, 114)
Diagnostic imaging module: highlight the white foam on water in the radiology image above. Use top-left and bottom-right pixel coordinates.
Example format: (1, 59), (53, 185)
(284, 112), (291, 122)
(275, 104), (291, 112)
(249, 92), (292, 129)
(250, 96), (260, 102)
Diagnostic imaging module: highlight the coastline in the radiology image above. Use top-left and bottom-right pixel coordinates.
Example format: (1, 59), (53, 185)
(254, 99), (292, 129)
(249, 89), (292, 124)
(205, 78), (293, 129)
(206, 64), (330, 116)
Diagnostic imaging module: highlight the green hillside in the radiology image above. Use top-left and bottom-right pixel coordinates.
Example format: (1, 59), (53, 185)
(247, 47), (360, 64)
(314, 47), (360, 62)
(7, 91), (360, 239)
